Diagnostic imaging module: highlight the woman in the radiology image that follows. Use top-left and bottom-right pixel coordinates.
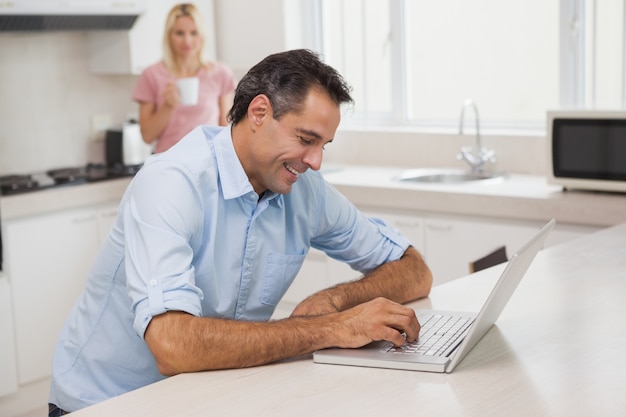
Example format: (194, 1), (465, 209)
(132, 3), (237, 153)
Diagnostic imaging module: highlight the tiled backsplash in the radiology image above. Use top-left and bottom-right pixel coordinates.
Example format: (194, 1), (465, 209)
(327, 127), (548, 176)
(0, 32), (137, 175)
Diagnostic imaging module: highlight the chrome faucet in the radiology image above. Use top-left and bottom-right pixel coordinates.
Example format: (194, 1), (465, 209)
(457, 99), (495, 173)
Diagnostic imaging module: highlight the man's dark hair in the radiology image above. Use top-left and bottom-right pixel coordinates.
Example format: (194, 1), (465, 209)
(227, 49), (353, 124)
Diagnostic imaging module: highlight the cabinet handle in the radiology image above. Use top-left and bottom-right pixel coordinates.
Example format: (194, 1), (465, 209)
(427, 223), (453, 232)
(396, 220), (421, 228)
(72, 215), (96, 224)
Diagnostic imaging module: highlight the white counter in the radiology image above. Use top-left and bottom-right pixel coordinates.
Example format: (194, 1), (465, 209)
(322, 165), (626, 227)
(70, 222), (626, 417)
(0, 178), (132, 220)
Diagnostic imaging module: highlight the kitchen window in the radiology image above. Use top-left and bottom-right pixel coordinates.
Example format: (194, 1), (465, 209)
(307, 0), (625, 133)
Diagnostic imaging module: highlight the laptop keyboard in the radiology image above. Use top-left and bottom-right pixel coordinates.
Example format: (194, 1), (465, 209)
(381, 313), (475, 357)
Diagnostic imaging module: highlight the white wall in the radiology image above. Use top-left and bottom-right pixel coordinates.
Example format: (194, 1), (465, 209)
(0, 32), (138, 175)
(326, 127), (547, 175)
(213, 0), (287, 79)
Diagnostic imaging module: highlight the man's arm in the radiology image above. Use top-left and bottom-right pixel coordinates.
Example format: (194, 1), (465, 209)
(291, 246), (432, 317)
(144, 247), (431, 376)
(144, 296), (420, 376)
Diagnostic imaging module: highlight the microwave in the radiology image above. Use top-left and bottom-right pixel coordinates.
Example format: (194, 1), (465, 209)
(547, 110), (626, 193)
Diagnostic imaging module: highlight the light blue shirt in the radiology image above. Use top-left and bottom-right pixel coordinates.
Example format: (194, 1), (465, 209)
(49, 125), (411, 411)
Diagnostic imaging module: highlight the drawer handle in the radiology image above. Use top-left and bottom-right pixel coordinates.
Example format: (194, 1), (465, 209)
(72, 215), (96, 223)
(427, 223), (453, 232)
(395, 220), (421, 228)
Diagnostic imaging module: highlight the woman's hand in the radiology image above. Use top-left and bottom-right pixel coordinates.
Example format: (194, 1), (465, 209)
(163, 81), (180, 109)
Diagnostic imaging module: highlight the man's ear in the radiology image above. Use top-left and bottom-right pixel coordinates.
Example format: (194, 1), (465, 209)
(247, 94), (272, 126)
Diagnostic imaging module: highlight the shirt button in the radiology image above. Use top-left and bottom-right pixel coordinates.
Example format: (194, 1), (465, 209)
(150, 279), (157, 286)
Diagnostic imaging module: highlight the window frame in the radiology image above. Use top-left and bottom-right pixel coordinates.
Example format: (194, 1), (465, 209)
(305, 0), (624, 135)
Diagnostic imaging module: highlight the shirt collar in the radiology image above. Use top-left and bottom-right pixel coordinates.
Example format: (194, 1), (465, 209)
(213, 125), (283, 207)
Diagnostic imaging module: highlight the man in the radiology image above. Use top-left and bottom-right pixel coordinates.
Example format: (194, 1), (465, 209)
(49, 49), (432, 414)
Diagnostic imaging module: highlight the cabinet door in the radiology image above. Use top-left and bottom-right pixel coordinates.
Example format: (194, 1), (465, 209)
(5, 208), (100, 384)
(425, 217), (536, 285)
(97, 203), (119, 248)
(0, 277), (18, 397)
(87, 0), (216, 74)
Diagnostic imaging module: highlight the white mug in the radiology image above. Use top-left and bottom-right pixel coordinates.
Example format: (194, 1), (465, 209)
(176, 77), (199, 106)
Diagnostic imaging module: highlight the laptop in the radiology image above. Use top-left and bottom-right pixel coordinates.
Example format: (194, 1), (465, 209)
(314, 218), (556, 373)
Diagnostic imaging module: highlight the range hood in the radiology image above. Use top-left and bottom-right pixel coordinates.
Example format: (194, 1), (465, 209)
(0, 0), (146, 31)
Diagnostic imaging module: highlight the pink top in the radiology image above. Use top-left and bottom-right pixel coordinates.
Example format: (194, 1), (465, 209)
(132, 61), (236, 153)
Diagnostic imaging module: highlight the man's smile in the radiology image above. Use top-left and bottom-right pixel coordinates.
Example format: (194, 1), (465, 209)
(284, 163), (303, 178)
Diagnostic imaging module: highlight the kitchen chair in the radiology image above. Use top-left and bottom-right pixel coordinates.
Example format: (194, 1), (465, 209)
(469, 245), (508, 273)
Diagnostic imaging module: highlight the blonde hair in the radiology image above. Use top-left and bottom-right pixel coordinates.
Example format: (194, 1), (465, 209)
(162, 3), (210, 73)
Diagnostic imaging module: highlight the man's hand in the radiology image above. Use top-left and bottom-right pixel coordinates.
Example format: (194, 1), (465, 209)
(328, 297), (420, 348)
(145, 297), (420, 375)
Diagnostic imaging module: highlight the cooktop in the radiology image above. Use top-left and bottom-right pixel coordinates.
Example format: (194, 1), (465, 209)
(0, 163), (140, 196)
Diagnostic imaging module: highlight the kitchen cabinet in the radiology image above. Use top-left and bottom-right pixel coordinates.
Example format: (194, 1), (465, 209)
(97, 202), (120, 247)
(4, 203), (118, 385)
(275, 210), (601, 316)
(390, 213), (598, 285)
(0, 277), (18, 397)
(87, 0), (216, 74)
(275, 213), (425, 316)
(423, 217), (538, 284)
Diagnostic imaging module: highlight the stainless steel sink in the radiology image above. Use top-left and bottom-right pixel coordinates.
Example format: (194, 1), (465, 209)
(396, 168), (507, 184)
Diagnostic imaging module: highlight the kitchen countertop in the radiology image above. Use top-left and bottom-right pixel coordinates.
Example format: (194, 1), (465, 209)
(1, 165), (625, 227)
(69, 222), (626, 417)
(0, 177), (132, 220)
(322, 165), (626, 228)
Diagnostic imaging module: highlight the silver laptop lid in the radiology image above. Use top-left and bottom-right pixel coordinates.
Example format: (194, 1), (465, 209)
(444, 218), (556, 372)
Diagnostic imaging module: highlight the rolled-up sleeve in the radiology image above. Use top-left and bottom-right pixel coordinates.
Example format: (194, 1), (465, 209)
(311, 181), (411, 274)
(123, 162), (206, 338)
